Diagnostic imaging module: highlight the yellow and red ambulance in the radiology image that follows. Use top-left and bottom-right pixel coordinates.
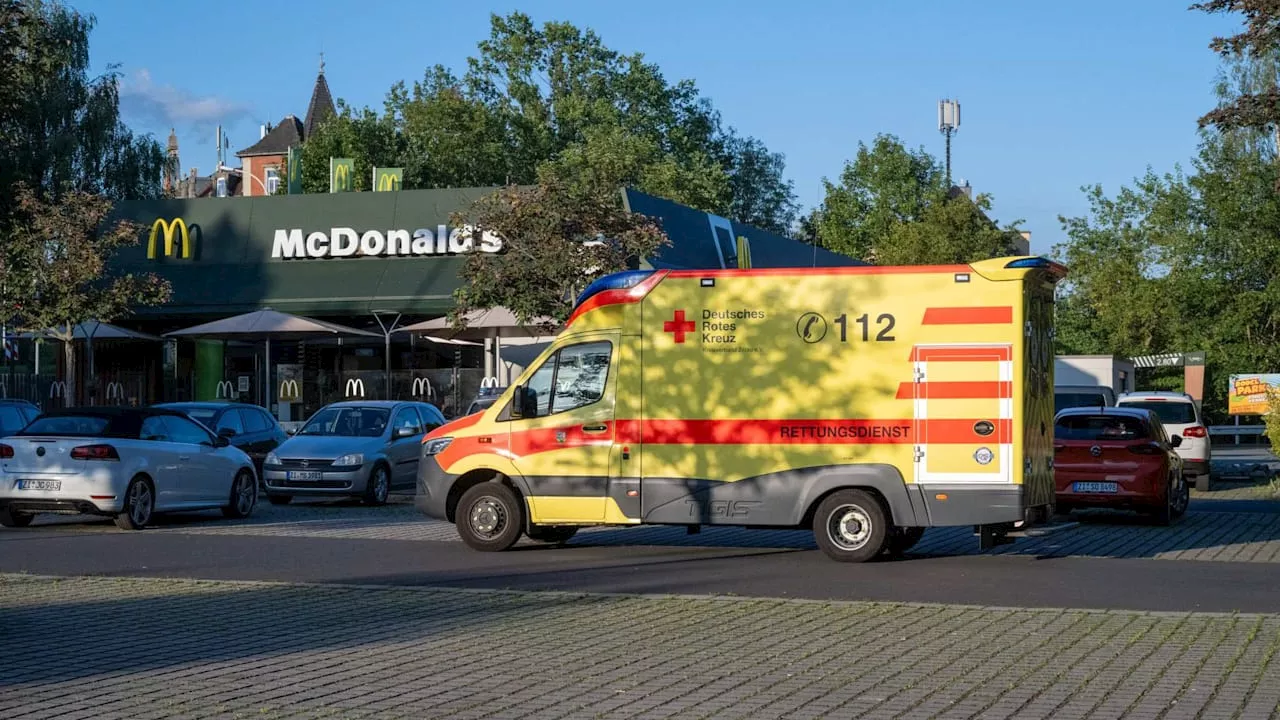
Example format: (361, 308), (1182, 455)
(417, 256), (1065, 561)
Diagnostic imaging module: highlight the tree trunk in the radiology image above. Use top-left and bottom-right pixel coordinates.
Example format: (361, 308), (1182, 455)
(61, 337), (75, 408)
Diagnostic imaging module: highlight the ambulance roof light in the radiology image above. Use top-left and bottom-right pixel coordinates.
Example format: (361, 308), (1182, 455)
(574, 270), (655, 308)
(1004, 257), (1051, 269)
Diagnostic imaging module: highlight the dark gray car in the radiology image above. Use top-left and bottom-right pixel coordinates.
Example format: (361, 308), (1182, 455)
(261, 400), (445, 506)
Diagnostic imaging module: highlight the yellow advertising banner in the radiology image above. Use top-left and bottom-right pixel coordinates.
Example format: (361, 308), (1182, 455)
(373, 167), (403, 192)
(329, 157), (354, 193)
(1228, 374), (1280, 415)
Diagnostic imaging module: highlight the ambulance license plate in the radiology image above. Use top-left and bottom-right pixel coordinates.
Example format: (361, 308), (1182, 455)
(1073, 481), (1118, 494)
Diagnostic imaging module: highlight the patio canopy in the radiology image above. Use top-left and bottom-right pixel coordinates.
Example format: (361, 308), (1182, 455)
(396, 307), (558, 341)
(164, 309), (381, 407)
(17, 321), (162, 342)
(163, 308), (381, 341)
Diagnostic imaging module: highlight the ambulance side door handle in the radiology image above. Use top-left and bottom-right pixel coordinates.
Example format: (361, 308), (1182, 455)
(582, 424), (608, 434)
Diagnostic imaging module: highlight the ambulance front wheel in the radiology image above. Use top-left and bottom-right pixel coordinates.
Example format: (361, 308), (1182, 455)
(813, 489), (889, 562)
(456, 482), (524, 552)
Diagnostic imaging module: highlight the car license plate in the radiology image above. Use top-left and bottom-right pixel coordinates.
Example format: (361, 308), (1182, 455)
(1073, 481), (1118, 494)
(17, 479), (61, 491)
(287, 471), (323, 482)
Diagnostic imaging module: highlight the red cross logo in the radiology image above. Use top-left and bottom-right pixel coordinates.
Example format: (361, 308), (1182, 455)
(663, 310), (696, 343)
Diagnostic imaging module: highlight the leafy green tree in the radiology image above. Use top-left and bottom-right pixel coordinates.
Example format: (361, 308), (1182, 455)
(297, 102), (401, 193)
(0, 0), (164, 213)
(3, 188), (171, 402)
(450, 178), (670, 327)
(1192, 0), (1280, 133)
(813, 134), (1020, 264)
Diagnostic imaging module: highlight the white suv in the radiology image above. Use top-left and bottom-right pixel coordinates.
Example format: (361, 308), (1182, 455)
(1117, 391), (1211, 486)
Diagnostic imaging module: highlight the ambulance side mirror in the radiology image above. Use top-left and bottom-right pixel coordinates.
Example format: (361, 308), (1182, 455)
(510, 384), (526, 419)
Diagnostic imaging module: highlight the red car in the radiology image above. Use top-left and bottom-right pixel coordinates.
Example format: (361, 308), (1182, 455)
(1053, 406), (1189, 525)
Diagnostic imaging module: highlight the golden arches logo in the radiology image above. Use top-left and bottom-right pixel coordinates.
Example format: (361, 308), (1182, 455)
(376, 173), (400, 191)
(279, 379), (301, 402)
(148, 218), (191, 259)
(332, 163), (351, 190)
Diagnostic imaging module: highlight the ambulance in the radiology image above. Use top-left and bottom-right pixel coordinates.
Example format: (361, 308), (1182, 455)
(416, 256), (1065, 562)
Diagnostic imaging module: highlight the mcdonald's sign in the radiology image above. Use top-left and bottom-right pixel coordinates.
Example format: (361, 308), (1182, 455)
(373, 167), (403, 192)
(147, 218), (192, 259)
(411, 377), (433, 398)
(279, 378), (301, 402)
(345, 378), (365, 398)
(330, 157), (354, 193)
(215, 380), (235, 399)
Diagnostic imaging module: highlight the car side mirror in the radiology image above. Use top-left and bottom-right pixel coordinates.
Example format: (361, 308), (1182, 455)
(510, 384), (526, 419)
(393, 426), (417, 440)
(1170, 435), (1183, 448)
(218, 426), (237, 438)
(213, 435), (230, 448)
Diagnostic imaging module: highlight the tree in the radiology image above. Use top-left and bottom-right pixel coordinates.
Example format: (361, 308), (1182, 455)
(297, 102), (402, 193)
(813, 134), (1020, 263)
(1193, 0), (1280, 132)
(876, 191), (1022, 266)
(0, 0), (164, 215)
(450, 178), (670, 327)
(295, 12), (798, 232)
(3, 188), (171, 402)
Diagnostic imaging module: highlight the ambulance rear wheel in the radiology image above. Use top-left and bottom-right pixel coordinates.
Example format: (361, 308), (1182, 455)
(456, 483), (524, 552)
(813, 490), (888, 563)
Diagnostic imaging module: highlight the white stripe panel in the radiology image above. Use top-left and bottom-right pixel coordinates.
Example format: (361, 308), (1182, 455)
(999, 398), (1013, 419)
(998, 361), (1013, 381)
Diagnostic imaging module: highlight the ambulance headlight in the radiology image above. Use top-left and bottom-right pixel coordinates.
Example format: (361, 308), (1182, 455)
(423, 437), (453, 456)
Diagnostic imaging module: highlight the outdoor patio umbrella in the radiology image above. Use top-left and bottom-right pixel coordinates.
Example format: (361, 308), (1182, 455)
(397, 308), (559, 385)
(164, 309), (381, 406)
(14, 321), (164, 395)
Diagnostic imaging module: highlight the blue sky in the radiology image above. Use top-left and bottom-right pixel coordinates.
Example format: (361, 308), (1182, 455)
(77, 0), (1240, 255)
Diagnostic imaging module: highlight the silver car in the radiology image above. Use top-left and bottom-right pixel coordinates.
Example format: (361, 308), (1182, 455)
(262, 400), (445, 506)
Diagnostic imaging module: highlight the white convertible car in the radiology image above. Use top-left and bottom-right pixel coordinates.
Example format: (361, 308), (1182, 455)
(0, 407), (259, 530)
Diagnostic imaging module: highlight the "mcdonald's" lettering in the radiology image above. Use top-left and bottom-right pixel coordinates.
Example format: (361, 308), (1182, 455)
(271, 225), (503, 260)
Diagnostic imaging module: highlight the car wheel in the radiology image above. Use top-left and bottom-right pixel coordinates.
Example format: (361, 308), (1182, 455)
(0, 507), (34, 528)
(115, 477), (154, 531)
(1152, 475), (1178, 527)
(267, 494), (293, 506)
(883, 526), (925, 557)
(363, 464), (390, 506)
(527, 525), (578, 544)
(456, 482), (524, 552)
(1171, 473), (1190, 519)
(222, 470), (258, 519)
(813, 489), (888, 562)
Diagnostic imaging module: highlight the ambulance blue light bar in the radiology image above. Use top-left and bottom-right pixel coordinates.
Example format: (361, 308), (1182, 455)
(1004, 257), (1051, 269)
(574, 270), (655, 308)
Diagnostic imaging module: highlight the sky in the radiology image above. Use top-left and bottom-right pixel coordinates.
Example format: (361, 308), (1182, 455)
(76, 0), (1242, 256)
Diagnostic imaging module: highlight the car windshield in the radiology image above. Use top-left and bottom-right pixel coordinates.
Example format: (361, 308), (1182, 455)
(19, 415), (111, 437)
(298, 407), (390, 437)
(1119, 400), (1197, 425)
(1055, 392), (1108, 414)
(1057, 415), (1149, 441)
(467, 397), (497, 415)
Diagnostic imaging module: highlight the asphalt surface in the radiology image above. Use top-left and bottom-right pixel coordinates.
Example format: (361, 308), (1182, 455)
(4, 528), (1280, 614)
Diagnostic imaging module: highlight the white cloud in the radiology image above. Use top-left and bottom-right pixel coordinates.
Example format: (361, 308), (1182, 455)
(119, 69), (252, 132)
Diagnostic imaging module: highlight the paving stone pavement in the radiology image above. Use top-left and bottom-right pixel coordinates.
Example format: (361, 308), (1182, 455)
(13, 496), (1280, 563)
(3, 573), (1280, 720)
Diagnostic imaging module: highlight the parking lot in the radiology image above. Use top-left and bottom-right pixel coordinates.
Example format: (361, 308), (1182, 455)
(5, 487), (1280, 718)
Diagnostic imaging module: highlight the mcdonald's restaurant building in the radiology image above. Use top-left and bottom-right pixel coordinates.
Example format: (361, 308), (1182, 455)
(84, 186), (858, 420)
